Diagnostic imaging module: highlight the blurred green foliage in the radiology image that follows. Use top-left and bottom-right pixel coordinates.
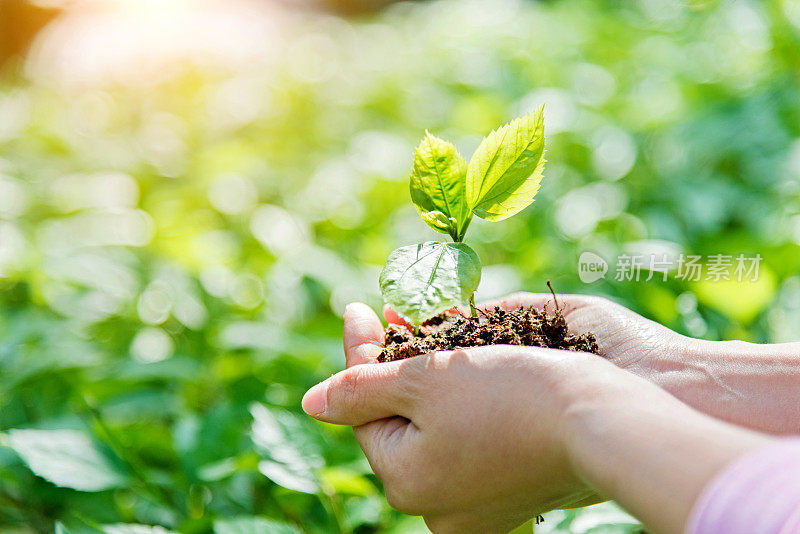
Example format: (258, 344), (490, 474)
(0, 0), (799, 532)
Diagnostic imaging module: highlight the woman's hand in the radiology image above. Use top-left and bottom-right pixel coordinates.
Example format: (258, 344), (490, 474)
(303, 303), (770, 534)
(303, 303), (608, 532)
(386, 293), (800, 434)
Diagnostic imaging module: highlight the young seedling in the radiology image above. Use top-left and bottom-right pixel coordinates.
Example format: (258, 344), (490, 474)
(379, 107), (546, 328)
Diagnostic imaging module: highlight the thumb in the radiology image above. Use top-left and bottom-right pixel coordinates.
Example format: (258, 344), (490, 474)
(302, 359), (421, 426)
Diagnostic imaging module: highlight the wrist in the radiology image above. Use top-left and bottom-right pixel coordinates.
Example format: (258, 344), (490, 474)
(556, 359), (713, 489)
(561, 380), (770, 534)
(554, 358), (658, 484)
(621, 333), (758, 408)
(682, 338), (800, 434)
(636, 333), (800, 384)
(558, 363), (771, 528)
(635, 335), (800, 434)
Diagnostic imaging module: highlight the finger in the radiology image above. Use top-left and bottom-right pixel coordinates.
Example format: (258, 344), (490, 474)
(344, 302), (384, 367)
(383, 304), (413, 330)
(302, 358), (423, 426)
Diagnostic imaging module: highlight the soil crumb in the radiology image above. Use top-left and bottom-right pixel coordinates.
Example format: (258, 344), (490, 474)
(378, 305), (599, 363)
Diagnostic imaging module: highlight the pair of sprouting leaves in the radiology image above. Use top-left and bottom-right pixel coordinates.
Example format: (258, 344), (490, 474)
(380, 106), (546, 326)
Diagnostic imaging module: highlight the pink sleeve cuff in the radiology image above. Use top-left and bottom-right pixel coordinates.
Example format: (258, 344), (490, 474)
(686, 438), (800, 534)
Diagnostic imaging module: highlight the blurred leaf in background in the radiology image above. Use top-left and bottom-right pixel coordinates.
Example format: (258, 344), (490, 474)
(0, 0), (799, 532)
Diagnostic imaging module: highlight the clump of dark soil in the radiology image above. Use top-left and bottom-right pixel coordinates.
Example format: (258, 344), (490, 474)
(378, 303), (599, 363)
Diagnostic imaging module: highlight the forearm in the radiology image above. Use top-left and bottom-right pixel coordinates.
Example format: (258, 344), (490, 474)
(563, 376), (770, 534)
(636, 338), (800, 434)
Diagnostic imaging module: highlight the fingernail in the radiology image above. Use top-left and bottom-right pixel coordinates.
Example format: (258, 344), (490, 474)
(302, 379), (329, 417)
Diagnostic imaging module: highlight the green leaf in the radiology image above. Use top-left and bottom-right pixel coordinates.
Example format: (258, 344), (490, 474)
(548, 501), (642, 532)
(419, 210), (457, 235)
(466, 107), (546, 221)
(409, 133), (470, 239)
(197, 456), (241, 482)
(214, 517), (301, 534)
(250, 404), (321, 494)
(691, 265), (777, 324)
(320, 466), (376, 496)
(7, 429), (128, 492)
(379, 241), (481, 326)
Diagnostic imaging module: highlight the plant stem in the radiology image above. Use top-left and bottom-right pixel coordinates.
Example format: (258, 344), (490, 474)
(452, 216), (478, 317)
(456, 215), (473, 242)
(546, 279), (560, 310)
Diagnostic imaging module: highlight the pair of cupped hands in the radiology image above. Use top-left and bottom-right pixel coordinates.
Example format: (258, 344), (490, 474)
(300, 293), (769, 533)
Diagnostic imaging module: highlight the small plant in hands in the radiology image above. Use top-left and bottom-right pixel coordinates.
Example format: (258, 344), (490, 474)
(378, 107), (599, 362)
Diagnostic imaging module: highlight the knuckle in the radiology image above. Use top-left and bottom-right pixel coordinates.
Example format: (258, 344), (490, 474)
(431, 348), (477, 371)
(426, 349), (461, 368)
